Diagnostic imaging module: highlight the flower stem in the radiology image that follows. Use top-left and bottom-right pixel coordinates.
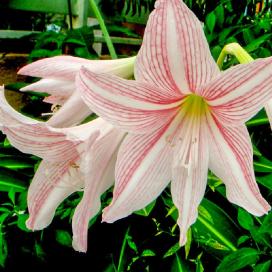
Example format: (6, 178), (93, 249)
(217, 43), (253, 68)
(89, 0), (118, 59)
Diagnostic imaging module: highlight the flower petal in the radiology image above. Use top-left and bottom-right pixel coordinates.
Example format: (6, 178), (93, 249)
(207, 115), (270, 216)
(27, 159), (81, 230)
(135, 0), (219, 95)
(77, 67), (181, 134)
(20, 78), (74, 98)
(47, 91), (92, 127)
(43, 95), (68, 105)
(18, 56), (136, 80)
(265, 100), (272, 130)
(72, 128), (124, 252)
(102, 113), (182, 223)
(0, 91), (100, 161)
(204, 57), (272, 124)
(171, 113), (209, 245)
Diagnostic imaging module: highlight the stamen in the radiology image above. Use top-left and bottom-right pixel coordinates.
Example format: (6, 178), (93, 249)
(44, 162), (84, 191)
(174, 94), (208, 176)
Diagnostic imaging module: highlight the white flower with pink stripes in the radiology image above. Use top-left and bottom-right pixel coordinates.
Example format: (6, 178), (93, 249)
(0, 87), (125, 252)
(18, 55), (135, 127)
(77, 0), (272, 244)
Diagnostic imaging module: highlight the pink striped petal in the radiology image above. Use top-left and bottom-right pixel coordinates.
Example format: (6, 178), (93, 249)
(26, 119), (115, 232)
(47, 91), (92, 127)
(72, 128), (124, 252)
(20, 78), (74, 98)
(207, 115), (270, 216)
(18, 56), (136, 80)
(203, 57), (272, 124)
(77, 67), (181, 134)
(171, 112), (209, 245)
(135, 0), (219, 95)
(0, 91), (100, 160)
(102, 113), (182, 223)
(27, 159), (81, 230)
(265, 100), (272, 130)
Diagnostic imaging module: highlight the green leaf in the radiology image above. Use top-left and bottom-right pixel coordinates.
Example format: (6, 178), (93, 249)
(171, 253), (187, 272)
(0, 167), (28, 192)
(55, 230), (72, 247)
(254, 156), (272, 173)
(17, 214), (31, 232)
(163, 243), (180, 258)
(256, 174), (272, 190)
(259, 211), (272, 235)
(216, 248), (260, 272)
(214, 4), (224, 28)
(194, 199), (238, 253)
(141, 249), (156, 257)
(0, 213), (9, 267)
(0, 157), (33, 170)
(245, 34), (272, 52)
(134, 200), (156, 217)
(243, 28), (255, 44)
(237, 235), (250, 246)
(34, 242), (46, 261)
(185, 228), (192, 259)
(253, 260), (272, 272)
(205, 12), (216, 33)
(237, 208), (254, 230)
(127, 235), (138, 253)
(195, 253), (204, 272)
(0, 234), (7, 267)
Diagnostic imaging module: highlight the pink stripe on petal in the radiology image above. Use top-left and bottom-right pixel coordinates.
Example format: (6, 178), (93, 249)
(136, 0), (219, 95)
(27, 159), (81, 230)
(77, 67), (181, 134)
(72, 128), (124, 252)
(207, 115), (270, 216)
(102, 112), (182, 223)
(203, 58), (272, 124)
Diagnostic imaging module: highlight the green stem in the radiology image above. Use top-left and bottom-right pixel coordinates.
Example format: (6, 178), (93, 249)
(217, 43), (254, 68)
(198, 215), (238, 252)
(89, 0), (117, 59)
(117, 227), (130, 272)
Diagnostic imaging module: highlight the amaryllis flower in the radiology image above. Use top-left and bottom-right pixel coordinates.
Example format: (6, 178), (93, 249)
(77, 0), (272, 244)
(0, 87), (124, 252)
(18, 56), (135, 127)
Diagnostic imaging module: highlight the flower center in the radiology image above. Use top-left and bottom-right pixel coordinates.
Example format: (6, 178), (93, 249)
(182, 94), (209, 116)
(173, 94), (209, 176)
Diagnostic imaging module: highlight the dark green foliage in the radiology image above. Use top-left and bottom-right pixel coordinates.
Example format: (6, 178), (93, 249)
(29, 26), (98, 62)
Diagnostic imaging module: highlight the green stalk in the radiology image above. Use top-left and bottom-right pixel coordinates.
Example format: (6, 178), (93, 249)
(117, 227), (130, 272)
(198, 215), (237, 252)
(89, 0), (118, 59)
(217, 43), (253, 68)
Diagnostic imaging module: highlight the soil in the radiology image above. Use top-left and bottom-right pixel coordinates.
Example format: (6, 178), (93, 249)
(0, 55), (29, 110)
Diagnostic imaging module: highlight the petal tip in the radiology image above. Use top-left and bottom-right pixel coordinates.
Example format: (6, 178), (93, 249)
(72, 240), (87, 253)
